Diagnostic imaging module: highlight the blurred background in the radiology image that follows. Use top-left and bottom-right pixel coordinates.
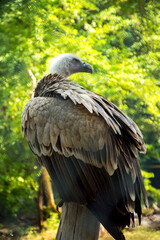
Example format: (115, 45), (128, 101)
(0, 0), (160, 239)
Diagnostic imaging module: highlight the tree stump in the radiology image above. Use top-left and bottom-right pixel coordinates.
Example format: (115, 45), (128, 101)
(56, 202), (100, 240)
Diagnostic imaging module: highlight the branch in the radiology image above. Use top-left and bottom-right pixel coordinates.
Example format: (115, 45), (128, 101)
(28, 69), (37, 97)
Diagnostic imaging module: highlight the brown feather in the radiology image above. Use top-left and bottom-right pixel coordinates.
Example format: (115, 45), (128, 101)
(22, 73), (148, 240)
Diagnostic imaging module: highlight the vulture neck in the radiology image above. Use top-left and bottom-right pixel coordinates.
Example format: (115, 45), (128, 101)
(34, 74), (65, 97)
(51, 68), (70, 78)
(49, 60), (71, 77)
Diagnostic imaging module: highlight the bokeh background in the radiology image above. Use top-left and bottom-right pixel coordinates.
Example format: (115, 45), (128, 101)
(0, 0), (160, 239)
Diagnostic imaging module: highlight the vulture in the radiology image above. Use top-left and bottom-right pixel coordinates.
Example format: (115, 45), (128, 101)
(22, 53), (148, 240)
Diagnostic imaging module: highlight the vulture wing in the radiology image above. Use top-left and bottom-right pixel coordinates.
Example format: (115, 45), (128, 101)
(22, 74), (148, 240)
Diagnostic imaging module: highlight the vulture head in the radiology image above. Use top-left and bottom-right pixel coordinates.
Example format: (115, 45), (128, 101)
(49, 53), (93, 77)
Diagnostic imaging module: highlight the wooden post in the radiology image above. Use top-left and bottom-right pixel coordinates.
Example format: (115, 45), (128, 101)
(56, 202), (100, 240)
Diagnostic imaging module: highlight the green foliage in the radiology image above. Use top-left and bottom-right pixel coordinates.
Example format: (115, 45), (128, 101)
(46, 212), (59, 230)
(142, 171), (160, 205)
(0, 0), (160, 219)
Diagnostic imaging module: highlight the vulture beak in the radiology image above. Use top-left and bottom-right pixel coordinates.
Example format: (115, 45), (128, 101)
(80, 62), (93, 74)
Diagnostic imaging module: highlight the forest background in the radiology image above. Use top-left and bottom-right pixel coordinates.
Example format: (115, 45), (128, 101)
(0, 0), (160, 239)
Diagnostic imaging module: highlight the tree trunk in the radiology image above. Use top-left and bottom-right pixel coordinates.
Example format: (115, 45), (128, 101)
(56, 202), (100, 240)
(41, 167), (59, 213)
(38, 171), (44, 229)
(38, 167), (61, 229)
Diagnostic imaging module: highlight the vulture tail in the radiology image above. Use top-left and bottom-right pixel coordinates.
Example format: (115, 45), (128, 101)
(87, 201), (126, 240)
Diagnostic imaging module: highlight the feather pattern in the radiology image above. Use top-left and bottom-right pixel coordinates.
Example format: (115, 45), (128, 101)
(22, 73), (148, 240)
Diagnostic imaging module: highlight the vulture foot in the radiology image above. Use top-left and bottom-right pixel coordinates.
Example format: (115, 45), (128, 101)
(56, 199), (64, 212)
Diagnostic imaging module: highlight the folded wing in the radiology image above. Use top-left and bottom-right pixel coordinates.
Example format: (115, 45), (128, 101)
(22, 74), (148, 240)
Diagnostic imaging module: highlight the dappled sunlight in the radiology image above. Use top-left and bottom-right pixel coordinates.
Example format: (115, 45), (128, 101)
(0, 0), (160, 239)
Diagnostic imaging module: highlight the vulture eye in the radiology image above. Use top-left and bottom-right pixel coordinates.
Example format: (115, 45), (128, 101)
(72, 58), (80, 64)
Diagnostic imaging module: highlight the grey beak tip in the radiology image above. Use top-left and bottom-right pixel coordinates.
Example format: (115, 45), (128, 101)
(83, 62), (93, 74)
(90, 67), (93, 74)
